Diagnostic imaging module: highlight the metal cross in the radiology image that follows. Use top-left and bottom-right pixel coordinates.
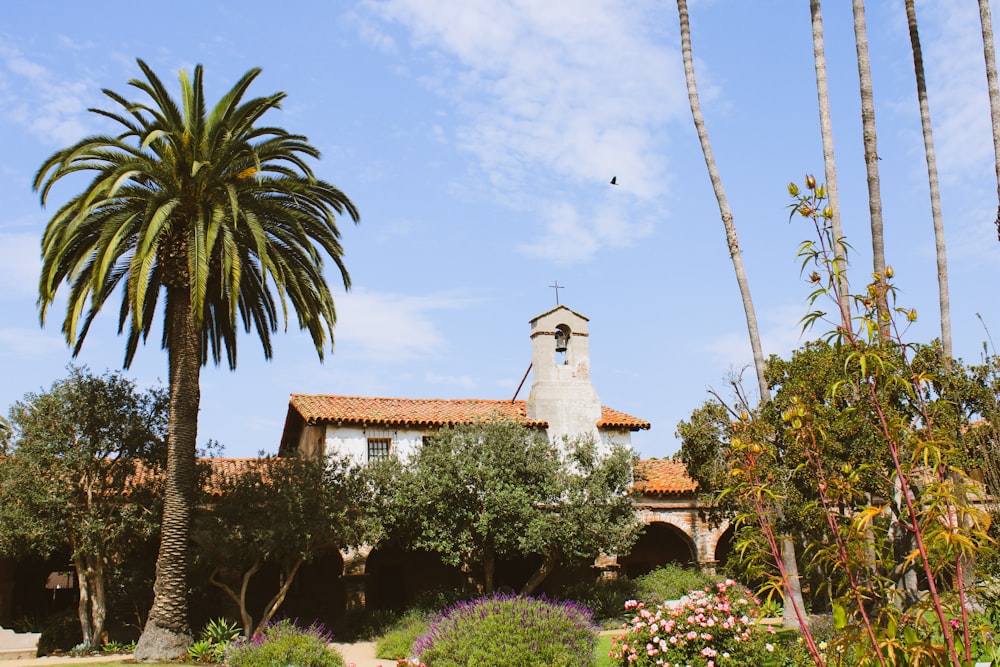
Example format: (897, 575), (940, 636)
(549, 281), (564, 305)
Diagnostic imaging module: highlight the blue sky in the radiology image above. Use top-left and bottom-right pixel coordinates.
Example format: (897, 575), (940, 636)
(2, 1), (999, 459)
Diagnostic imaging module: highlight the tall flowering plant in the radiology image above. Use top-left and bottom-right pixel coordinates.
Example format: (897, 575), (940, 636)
(609, 580), (792, 667)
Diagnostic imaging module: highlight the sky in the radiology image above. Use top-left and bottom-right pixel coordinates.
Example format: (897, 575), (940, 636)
(1, 1), (999, 460)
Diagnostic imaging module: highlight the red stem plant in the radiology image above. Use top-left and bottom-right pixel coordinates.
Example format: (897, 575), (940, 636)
(723, 177), (991, 667)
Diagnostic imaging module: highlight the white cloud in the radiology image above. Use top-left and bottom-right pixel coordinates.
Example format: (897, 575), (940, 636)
(912, 2), (998, 181)
(0, 232), (40, 299)
(334, 289), (478, 361)
(424, 371), (478, 390)
(0, 44), (98, 146)
(701, 303), (814, 374)
(517, 198), (654, 264)
(0, 327), (64, 359)
(361, 0), (684, 261)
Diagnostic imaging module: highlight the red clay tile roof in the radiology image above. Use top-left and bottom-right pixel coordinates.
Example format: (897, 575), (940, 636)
(633, 459), (698, 495)
(288, 395), (650, 431)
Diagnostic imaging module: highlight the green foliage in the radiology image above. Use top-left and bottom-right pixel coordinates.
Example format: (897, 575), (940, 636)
(380, 418), (641, 595)
(0, 366), (166, 647)
(609, 581), (795, 667)
(224, 620), (344, 667)
(333, 607), (402, 642)
(682, 178), (996, 666)
(101, 640), (136, 655)
(187, 618), (240, 662)
(193, 454), (368, 635)
(413, 595), (598, 667)
(374, 610), (430, 660)
(36, 610), (83, 656)
(560, 577), (637, 625)
(632, 564), (720, 607)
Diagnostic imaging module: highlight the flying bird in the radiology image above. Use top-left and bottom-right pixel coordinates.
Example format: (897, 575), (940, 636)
(610, 176), (617, 185)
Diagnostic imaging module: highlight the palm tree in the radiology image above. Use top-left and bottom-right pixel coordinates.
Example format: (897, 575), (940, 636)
(905, 0), (952, 358)
(675, 0), (807, 631)
(810, 0), (850, 327)
(852, 0), (889, 333)
(34, 60), (359, 660)
(675, 0), (768, 404)
(979, 0), (1000, 241)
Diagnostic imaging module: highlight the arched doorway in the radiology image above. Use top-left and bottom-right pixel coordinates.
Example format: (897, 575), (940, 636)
(618, 522), (696, 577)
(714, 525), (734, 572)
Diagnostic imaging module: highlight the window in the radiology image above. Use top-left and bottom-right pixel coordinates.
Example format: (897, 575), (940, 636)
(367, 437), (391, 461)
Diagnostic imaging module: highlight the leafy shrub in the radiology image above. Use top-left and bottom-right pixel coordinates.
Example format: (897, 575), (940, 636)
(560, 576), (637, 626)
(225, 619), (344, 667)
(609, 580), (793, 667)
(188, 617), (241, 662)
(631, 563), (719, 607)
(413, 595), (598, 667)
(375, 610), (429, 660)
(102, 640), (136, 654)
(36, 610), (82, 655)
(333, 606), (401, 641)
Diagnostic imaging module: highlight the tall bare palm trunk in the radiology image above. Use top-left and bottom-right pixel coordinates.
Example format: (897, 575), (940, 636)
(979, 0), (1000, 241)
(810, 0), (850, 326)
(852, 0), (889, 334)
(676, 0), (768, 404)
(134, 286), (200, 661)
(905, 0), (952, 358)
(676, 0), (805, 630)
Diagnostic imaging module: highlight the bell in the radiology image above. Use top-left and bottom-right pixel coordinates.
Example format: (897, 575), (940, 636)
(554, 332), (568, 353)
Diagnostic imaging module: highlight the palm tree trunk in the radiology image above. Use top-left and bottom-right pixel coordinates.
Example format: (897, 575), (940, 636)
(676, 0), (768, 404)
(134, 286), (199, 661)
(810, 0), (850, 327)
(677, 0), (806, 630)
(979, 0), (1000, 241)
(852, 0), (889, 335)
(905, 0), (952, 359)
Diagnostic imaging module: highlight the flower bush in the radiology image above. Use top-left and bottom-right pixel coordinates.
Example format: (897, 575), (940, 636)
(609, 580), (793, 667)
(412, 594), (598, 667)
(225, 619), (344, 667)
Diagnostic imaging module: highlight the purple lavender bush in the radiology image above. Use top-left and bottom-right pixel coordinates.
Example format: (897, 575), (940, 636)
(412, 595), (598, 667)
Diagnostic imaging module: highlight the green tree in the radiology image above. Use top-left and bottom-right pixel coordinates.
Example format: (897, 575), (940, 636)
(33, 60), (358, 659)
(193, 455), (366, 637)
(384, 419), (640, 596)
(0, 366), (166, 648)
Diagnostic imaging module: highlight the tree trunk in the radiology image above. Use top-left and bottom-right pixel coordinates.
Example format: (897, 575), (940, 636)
(677, 0), (807, 630)
(676, 0), (768, 404)
(810, 0), (850, 325)
(905, 0), (952, 358)
(521, 553), (558, 596)
(979, 0), (1000, 240)
(88, 555), (107, 648)
(134, 286), (199, 661)
(209, 562), (260, 638)
(852, 0), (889, 335)
(74, 555), (92, 648)
(255, 559), (305, 633)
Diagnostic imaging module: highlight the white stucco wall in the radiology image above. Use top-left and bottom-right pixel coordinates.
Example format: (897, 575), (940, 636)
(323, 425), (427, 464)
(323, 424), (632, 464)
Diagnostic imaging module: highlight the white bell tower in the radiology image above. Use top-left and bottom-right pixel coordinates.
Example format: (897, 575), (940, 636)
(525, 305), (603, 445)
